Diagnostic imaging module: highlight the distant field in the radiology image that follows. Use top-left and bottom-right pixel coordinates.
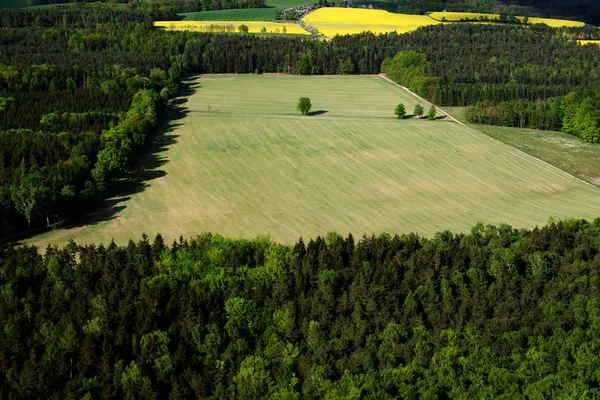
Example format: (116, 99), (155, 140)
(302, 8), (439, 36)
(180, 8), (277, 21)
(170, 7), (588, 37)
(178, 0), (311, 21)
(428, 11), (585, 27)
(265, 0), (309, 10)
(154, 20), (308, 34)
(579, 40), (600, 46)
(28, 74), (600, 248)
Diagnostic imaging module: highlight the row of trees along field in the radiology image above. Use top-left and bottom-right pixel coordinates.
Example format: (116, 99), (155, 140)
(1, 6), (600, 234)
(2, 219), (600, 398)
(0, 9), (193, 235)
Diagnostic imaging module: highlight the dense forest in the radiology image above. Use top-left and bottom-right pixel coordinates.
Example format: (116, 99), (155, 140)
(0, 8), (189, 235)
(2, 219), (600, 397)
(465, 90), (600, 143)
(1, 6), (599, 233)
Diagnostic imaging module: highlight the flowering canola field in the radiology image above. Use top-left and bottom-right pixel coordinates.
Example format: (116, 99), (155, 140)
(428, 11), (585, 28)
(154, 20), (309, 35)
(302, 8), (440, 37)
(579, 40), (600, 46)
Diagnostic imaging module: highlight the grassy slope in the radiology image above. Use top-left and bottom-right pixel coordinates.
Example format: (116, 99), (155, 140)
(27, 75), (600, 248)
(180, 8), (277, 21)
(471, 125), (600, 185)
(444, 106), (600, 185)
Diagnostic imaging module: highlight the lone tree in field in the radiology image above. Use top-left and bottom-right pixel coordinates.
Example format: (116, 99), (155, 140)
(394, 103), (406, 119)
(428, 104), (437, 120)
(238, 24), (249, 33)
(414, 104), (424, 118)
(297, 97), (312, 115)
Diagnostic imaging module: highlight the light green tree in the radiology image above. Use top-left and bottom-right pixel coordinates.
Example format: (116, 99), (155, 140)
(232, 356), (273, 399)
(11, 168), (49, 230)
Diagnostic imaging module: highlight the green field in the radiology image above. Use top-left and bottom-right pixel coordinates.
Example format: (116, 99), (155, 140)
(179, 0), (312, 21)
(265, 0), (310, 10)
(472, 125), (600, 186)
(444, 106), (600, 185)
(180, 8), (277, 21)
(28, 74), (600, 248)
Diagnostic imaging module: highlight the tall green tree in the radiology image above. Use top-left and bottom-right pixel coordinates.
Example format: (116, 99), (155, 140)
(428, 104), (437, 120)
(414, 104), (424, 118)
(297, 97), (312, 116)
(395, 103), (406, 119)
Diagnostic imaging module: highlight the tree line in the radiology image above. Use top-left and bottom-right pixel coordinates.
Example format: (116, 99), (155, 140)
(0, 21), (189, 235)
(2, 219), (600, 397)
(465, 90), (600, 143)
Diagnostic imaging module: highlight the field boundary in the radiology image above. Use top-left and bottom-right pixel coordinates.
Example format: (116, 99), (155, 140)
(378, 74), (596, 188)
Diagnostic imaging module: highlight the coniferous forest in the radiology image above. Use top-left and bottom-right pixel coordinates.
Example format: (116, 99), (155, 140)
(2, 220), (600, 398)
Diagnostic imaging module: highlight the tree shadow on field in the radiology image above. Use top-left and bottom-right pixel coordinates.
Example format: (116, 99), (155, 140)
(308, 110), (328, 116)
(435, 115), (448, 120)
(15, 78), (200, 243)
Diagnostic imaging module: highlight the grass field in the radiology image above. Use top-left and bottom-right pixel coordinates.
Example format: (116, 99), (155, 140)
(154, 20), (308, 34)
(178, 0), (311, 21)
(444, 106), (600, 185)
(428, 11), (585, 27)
(179, 8), (277, 21)
(265, 0), (309, 10)
(302, 8), (440, 36)
(27, 74), (600, 248)
(470, 125), (600, 186)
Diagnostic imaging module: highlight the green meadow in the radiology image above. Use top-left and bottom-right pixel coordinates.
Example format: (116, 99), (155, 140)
(29, 74), (600, 248)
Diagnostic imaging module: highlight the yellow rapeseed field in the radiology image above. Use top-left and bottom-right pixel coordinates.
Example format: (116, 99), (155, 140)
(302, 8), (440, 37)
(429, 11), (585, 28)
(154, 20), (309, 35)
(579, 40), (600, 46)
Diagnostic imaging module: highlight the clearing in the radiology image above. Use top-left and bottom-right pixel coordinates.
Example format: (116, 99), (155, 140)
(28, 74), (600, 248)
